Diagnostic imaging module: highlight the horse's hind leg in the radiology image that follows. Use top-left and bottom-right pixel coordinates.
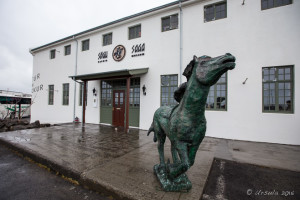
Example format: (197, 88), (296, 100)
(157, 132), (166, 166)
(171, 141), (179, 164)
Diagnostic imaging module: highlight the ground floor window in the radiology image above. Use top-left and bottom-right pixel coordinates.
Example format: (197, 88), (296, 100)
(101, 78), (140, 107)
(262, 66), (294, 113)
(130, 78), (140, 107)
(161, 74), (178, 106)
(62, 83), (69, 105)
(48, 85), (54, 105)
(101, 81), (112, 106)
(206, 73), (227, 110)
(79, 83), (88, 106)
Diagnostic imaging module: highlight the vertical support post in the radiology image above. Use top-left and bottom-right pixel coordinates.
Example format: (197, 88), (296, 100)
(179, 0), (183, 85)
(82, 81), (87, 126)
(14, 104), (16, 119)
(18, 103), (21, 120)
(126, 77), (130, 133)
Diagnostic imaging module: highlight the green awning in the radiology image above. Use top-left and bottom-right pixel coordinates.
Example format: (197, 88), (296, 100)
(69, 68), (148, 81)
(0, 96), (31, 104)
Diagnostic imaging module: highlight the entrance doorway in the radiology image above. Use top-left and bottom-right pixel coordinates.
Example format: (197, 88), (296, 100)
(100, 78), (140, 127)
(112, 90), (125, 127)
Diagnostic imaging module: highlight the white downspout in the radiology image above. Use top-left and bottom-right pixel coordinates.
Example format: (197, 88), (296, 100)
(179, 0), (183, 84)
(73, 36), (78, 122)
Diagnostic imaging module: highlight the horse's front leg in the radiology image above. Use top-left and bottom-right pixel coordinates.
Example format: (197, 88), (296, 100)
(167, 141), (190, 179)
(188, 143), (201, 167)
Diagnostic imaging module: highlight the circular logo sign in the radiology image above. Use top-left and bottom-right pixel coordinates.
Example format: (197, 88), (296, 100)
(112, 45), (126, 62)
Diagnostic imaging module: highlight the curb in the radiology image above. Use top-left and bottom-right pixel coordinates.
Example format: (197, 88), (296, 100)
(0, 137), (134, 200)
(80, 175), (134, 200)
(0, 138), (81, 180)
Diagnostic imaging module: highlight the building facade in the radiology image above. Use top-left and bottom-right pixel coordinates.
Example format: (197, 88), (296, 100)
(0, 90), (31, 119)
(30, 0), (300, 145)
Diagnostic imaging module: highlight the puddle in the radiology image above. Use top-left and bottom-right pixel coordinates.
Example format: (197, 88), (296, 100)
(14, 136), (31, 142)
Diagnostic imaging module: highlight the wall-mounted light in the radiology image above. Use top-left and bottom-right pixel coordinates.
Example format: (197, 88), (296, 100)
(142, 85), (146, 95)
(93, 88), (97, 96)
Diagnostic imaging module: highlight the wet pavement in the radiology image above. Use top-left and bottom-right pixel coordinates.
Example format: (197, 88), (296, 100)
(202, 158), (300, 200)
(0, 123), (299, 200)
(0, 145), (110, 200)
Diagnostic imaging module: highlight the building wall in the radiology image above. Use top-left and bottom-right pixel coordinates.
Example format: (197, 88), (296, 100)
(181, 0), (300, 145)
(31, 0), (300, 144)
(31, 41), (77, 123)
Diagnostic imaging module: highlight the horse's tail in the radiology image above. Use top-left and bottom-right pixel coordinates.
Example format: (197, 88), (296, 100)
(147, 122), (157, 142)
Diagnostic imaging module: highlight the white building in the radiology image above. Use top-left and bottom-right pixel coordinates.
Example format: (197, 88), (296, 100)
(0, 90), (31, 118)
(30, 0), (300, 145)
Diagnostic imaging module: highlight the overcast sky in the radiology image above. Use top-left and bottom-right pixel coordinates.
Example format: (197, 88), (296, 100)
(0, 0), (174, 94)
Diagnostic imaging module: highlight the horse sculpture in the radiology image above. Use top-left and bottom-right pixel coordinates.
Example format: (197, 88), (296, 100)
(148, 53), (236, 191)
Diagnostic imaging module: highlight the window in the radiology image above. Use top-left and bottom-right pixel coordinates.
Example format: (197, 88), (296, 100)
(130, 78), (140, 107)
(62, 83), (69, 105)
(50, 49), (55, 59)
(82, 39), (90, 51)
(79, 83), (88, 106)
(103, 33), (112, 46)
(101, 81), (112, 106)
(262, 66), (294, 113)
(206, 73), (227, 110)
(64, 45), (71, 55)
(204, 1), (227, 22)
(261, 0), (292, 10)
(162, 14), (178, 32)
(48, 85), (54, 105)
(129, 25), (141, 40)
(161, 75), (178, 106)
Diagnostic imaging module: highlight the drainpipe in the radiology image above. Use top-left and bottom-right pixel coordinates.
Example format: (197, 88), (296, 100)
(179, 0), (183, 84)
(73, 36), (78, 122)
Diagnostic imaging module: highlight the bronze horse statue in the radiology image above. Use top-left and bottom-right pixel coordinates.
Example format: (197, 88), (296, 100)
(148, 53), (236, 191)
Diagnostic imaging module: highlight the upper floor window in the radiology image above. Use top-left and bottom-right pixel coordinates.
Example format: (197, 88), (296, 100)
(262, 66), (294, 113)
(162, 14), (178, 32)
(161, 75), (178, 106)
(103, 33), (112, 46)
(50, 49), (55, 59)
(206, 73), (227, 110)
(262, 0), (292, 10)
(129, 25), (141, 40)
(64, 45), (71, 55)
(204, 1), (227, 22)
(82, 39), (90, 51)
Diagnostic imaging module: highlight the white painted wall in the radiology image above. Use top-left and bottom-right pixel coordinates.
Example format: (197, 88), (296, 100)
(31, 0), (300, 144)
(183, 0), (300, 145)
(31, 41), (77, 124)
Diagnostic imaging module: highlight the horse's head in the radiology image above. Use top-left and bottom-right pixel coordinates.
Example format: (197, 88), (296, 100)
(194, 53), (236, 86)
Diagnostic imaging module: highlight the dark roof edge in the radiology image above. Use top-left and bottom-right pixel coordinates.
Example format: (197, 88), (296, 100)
(69, 68), (149, 81)
(30, 0), (190, 53)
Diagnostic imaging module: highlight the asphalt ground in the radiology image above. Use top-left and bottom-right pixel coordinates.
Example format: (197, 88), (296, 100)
(201, 158), (300, 200)
(0, 144), (112, 200)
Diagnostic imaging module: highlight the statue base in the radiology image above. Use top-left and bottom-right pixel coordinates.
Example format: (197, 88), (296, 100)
(154, 164), (192, 192)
